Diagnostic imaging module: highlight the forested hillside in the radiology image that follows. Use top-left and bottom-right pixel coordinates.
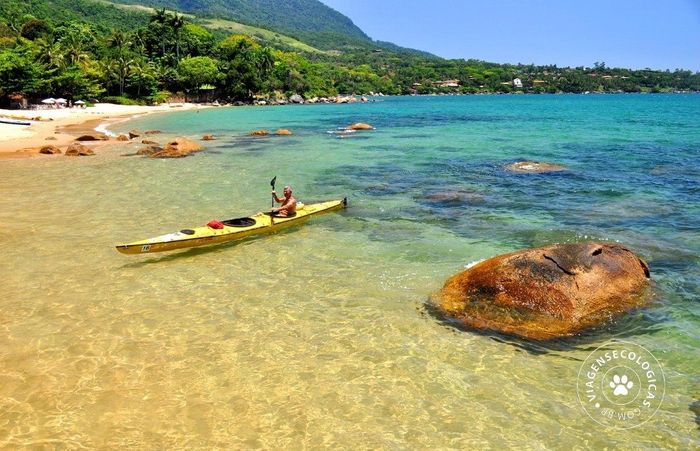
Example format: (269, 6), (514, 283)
(111, 0), (370, 47)
(0, 0), (698, 108)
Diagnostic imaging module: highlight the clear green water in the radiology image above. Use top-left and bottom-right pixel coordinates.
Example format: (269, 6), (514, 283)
(0, 94), (698, 448)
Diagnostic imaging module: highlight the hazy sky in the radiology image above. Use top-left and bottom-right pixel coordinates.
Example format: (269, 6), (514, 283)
(320, 0), (700, 71)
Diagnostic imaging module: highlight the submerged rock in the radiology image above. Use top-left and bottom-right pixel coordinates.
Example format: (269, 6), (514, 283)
(423, 190), (485, 205)
(137, 145), (162, 156)
(433, 242), (651, 340)
(250, 130), (269, 136)
(275, 129), (293, 135)
(202, 134), (216, 141)
(505, 161), (566, 173)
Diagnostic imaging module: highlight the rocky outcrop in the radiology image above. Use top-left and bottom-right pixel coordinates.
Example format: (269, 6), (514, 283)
(275, 129), (293, 135)
(433, 242), (651, 340)
(116, 134), (130, 141)
(149, 137), (203, 158)
(128, 130), (141, 139)
(65, 143), (94, 156)
(505, 161), (567, 173)
(347, 122), (374, 130)
(75, 133), (109, 141)
(141, 139), (159, 145)
(250, 130), (269, 136)
(289, 94), (304, 104)
(202, 134), (215, 141)
(39, 145), (61, 154)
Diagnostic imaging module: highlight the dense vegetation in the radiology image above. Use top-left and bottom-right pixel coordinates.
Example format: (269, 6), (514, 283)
(0, 0), (698, 107)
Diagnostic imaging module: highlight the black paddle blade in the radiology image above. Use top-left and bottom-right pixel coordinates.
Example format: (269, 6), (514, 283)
(270, 176), (277, 189)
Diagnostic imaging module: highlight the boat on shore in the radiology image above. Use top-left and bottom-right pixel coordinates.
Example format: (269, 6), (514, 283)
(0, 118), (31, 126)
(116, 198), (347, 254)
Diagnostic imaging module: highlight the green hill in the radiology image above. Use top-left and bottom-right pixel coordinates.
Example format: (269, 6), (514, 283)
(111, 0), (370, 46)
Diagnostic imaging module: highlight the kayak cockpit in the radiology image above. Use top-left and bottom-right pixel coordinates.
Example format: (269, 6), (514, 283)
(222, 217), (257, 227)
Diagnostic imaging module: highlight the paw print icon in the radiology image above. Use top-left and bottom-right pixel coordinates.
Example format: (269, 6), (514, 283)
(610, 374), (634, 396)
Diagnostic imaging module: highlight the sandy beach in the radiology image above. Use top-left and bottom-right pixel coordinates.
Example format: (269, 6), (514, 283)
(0, 103), (207, 158)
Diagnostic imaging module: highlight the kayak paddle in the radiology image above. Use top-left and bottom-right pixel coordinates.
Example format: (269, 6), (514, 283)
(270, 176), (277, 208)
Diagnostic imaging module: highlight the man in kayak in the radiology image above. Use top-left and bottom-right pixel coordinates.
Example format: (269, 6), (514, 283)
(271, 185), (297, 217)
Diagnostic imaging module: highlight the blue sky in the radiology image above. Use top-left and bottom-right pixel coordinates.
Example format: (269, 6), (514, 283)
(320, 0), (700, 71)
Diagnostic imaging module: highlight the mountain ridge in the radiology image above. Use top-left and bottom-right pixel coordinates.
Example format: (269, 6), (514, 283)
(110, 0), (371, 45)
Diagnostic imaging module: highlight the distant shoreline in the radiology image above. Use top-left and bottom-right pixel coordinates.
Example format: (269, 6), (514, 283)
(1, 91), (697, 159)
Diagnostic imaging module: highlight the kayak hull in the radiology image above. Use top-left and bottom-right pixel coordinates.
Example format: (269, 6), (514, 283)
(116, 198), (346, 254)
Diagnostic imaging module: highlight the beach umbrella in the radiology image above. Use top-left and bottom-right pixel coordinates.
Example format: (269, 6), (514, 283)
(41, 98), (56, 104)
(74, 100), (85, 105)
(55, 98), (67, 104)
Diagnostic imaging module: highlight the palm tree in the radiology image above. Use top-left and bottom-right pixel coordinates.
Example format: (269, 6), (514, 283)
(149, 8), (169, 57)
(35, 36), (64, 69)
(170, 14), (186, 62)
(108, 30), (131, 58)
(60, 33), (90, 67)
(256, 47), (275, 77)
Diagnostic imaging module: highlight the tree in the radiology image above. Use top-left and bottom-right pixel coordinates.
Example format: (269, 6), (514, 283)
(170, 13), (185, 61)
(178, 56), (219, 98)
(0, 46), (41, 100)
(180, 24), (214, 57)
(20, 18), (52, 41)
(217, 35), (261, 99)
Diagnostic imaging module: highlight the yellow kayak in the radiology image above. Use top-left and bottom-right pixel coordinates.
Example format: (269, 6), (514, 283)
(116, 198), (347, 254)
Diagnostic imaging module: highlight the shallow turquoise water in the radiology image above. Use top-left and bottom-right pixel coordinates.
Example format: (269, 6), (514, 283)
(0, 94), (698, 447)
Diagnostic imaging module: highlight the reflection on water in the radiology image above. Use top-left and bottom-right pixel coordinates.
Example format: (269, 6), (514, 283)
(1, 95), (698, 448)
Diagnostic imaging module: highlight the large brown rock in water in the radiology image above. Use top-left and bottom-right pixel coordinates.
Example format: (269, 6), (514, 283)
(150, 137), (203, 158)
(65, 142), (94, 156)
(347, 122), (374, 130)
(433, 242), (651, 340)
(75, 133), (109, 141)
(39, 145), (61, 154)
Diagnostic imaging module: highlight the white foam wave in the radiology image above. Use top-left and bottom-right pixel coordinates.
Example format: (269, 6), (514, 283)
(94, 122), (118, 137)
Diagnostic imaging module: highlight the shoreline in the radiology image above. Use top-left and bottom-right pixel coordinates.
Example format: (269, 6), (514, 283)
(0, 103), (209, 159)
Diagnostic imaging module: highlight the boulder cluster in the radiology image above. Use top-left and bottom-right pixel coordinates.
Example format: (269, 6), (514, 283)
(252, 95), (371, 106)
